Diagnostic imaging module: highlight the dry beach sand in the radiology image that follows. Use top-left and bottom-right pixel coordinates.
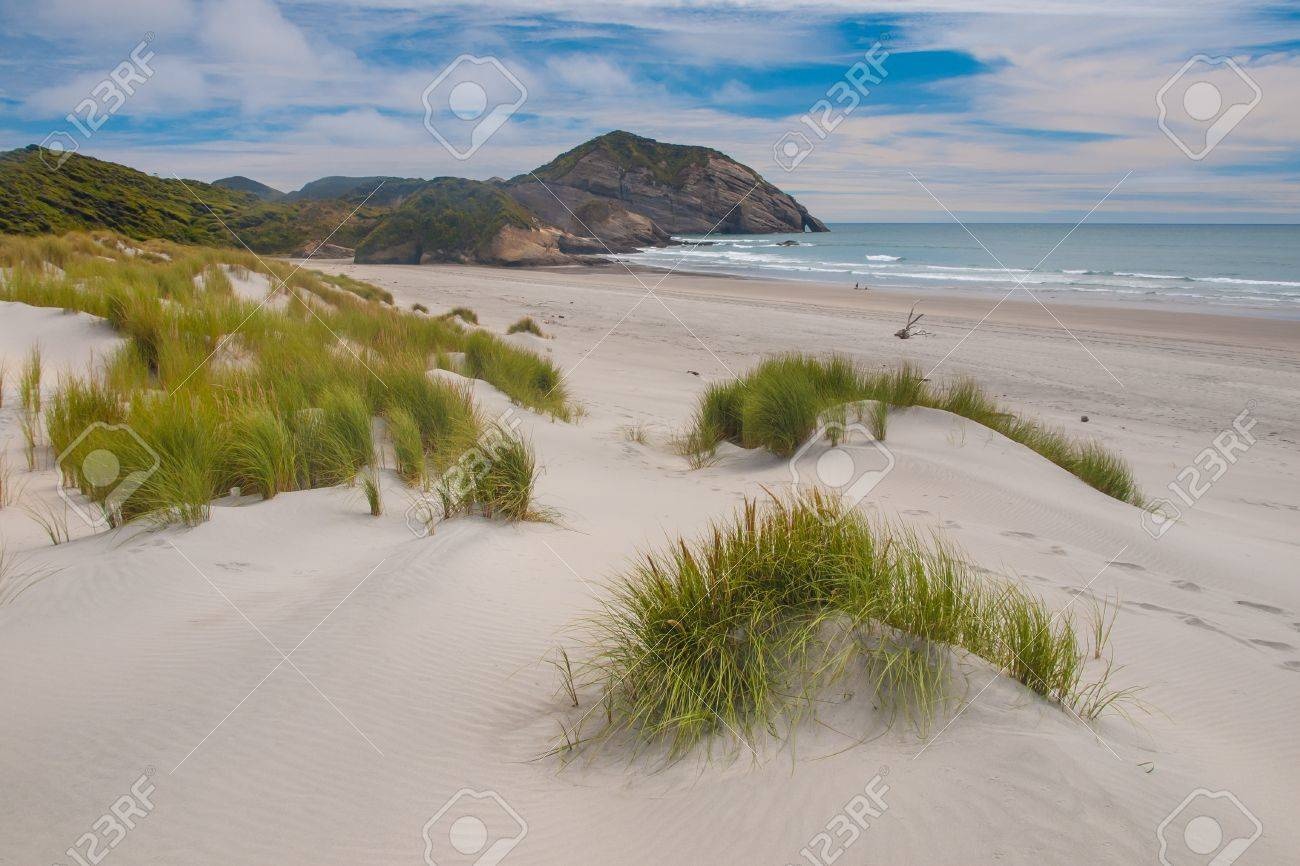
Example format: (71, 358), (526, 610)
(2, 263), (1298, 864)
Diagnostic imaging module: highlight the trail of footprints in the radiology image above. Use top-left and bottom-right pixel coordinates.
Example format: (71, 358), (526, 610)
(990, 527), (1300, 674)
(882, 515), (1300, 673)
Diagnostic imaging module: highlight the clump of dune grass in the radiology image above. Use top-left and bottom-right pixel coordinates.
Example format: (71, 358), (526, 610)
(436, 427), (544, 522)
(0, 454), (18, 508)
(444, 306), (478, 325)
(866, 398), (890, 440)
(224, 404), (298, 499)
(317, 385), (374, 479)
(562, 489), (1125, 760)
(128, 396), (218, 526)
(1, 231), (563, 528)
(619, 423), (649, 445)
(688, 354), (1142, 504)
(506, 316), (545, 337)
(19, 346), (42, 413)
(463, 331), (569, 419)
(319, 272), (393, 305)
(1086, 591), (1120, 661)
(19, 409), (40, 471)
(670, 422), (721, 469)
(0, 361), (8, 408)
(361, 465), (383, 516)
(412, 302), (429, 314)
(386, 405), (426, 485)
(23, 497), (70, 545)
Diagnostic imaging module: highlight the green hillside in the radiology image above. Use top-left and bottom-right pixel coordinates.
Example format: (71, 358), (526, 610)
(213, 175), (286, 201)
(526, 130), (718, 188)
(354, 178), (535, 263)
(0, 146), (385, 254)
(0, 146), (255, 246)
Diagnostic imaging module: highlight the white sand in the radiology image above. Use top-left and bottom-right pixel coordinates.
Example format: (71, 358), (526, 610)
(1, 265), (1297, 864)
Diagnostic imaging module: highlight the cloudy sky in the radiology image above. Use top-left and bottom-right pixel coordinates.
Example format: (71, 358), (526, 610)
(1, 0), (1297, 221)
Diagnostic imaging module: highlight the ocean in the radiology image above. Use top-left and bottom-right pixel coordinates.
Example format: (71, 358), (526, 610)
(617, 223), (1300, 316)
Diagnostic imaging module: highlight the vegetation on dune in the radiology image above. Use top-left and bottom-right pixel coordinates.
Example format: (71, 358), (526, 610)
(444, 306), (478, 324)
(686, 353), (1143, 505)
(0, 231), (568, 529)
(560, 489), (1132, 760)
(436, 426), (543, 522)
(463, 331), (570, 420)
(506, 316), (545, 337)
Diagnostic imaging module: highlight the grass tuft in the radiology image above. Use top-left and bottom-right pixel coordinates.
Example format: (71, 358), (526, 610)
(437, 427), (543, 522)
(506, 316), (545, 337)
(20, 345), (42, 413)
(688, 354), (1142, 503)
(564, 489), (1128, 760)
(0, 231), (557, 529)
(463, 331), (569, 419)
(444, 306), (478, 325)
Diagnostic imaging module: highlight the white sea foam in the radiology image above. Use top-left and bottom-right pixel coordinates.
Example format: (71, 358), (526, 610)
(621, 237), (1300, 310)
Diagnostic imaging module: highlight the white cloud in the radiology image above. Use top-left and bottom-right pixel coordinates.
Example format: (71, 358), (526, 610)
(2, 0), (1295, 219)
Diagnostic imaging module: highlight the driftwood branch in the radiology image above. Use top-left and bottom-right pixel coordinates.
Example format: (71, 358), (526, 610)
(894, 303), (932, 339)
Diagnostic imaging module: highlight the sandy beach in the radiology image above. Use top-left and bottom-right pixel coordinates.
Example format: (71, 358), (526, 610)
(2, 259), (1296, 865)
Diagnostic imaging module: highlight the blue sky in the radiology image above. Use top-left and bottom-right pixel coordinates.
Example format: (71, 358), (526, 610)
(1, 0), (1297, 221)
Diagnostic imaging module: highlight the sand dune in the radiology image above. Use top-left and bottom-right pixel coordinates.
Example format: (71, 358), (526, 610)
(2, 265), (1297, 864)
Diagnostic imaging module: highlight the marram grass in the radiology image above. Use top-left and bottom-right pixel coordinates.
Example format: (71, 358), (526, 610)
(506, 316), (545, 337)
(0, 230), (558, 529)
(687, 353), (1143, 505)
(560, 489), (1130, 761)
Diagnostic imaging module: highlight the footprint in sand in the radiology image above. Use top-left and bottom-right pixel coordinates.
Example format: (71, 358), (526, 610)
(1001, 530), (1036, 539)
(1111, 561), (1145, 572)
(1172, 579), (1201, 592)
(1250, 638), (1294, 651)
(1236, 600), (1287, 616)
(1048, 545), (1069, 556)
(1281, 660), (1300, 672)
(1180, 614), (1217, 631)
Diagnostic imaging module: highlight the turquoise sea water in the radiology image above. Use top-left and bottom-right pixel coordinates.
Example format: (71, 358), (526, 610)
(618, 224), (1300, 316)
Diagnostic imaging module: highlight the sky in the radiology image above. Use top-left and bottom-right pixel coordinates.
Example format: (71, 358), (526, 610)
(1, 0), (1297, 222)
